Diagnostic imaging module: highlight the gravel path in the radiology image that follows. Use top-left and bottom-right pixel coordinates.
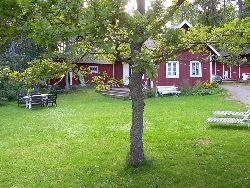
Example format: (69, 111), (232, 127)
(221, 84), (250, 107)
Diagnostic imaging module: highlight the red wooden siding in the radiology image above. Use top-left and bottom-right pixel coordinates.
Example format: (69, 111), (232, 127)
(155, 51), (211, 87)
(73, 63), (114, 85)
(212, 62), (250, 80)
(114, 61), (123, 80)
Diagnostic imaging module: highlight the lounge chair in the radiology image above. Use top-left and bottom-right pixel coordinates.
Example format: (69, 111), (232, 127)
(206, 110), (250, 129)
(213, 110), (250, 117)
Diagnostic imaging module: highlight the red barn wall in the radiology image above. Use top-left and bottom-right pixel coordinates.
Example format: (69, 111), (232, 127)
(114, 61), (123, 80)
(240, 63), (250, 78)
(212, 62), (250, 80)
(73, 63), (114, 85)
(155, 51), (211, 87)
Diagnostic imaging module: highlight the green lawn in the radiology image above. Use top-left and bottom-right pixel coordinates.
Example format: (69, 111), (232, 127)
(0, 89), (249, 187)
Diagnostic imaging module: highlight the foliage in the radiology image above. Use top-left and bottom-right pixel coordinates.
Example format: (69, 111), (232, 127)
(143, 88), (156, 98)
(0, 35), (47, 71)
(180, 80), (223, 96)
(91, 72), (110, 91)
(0, 59), (72, 99)
(72, 66), (91, 80)
(171, 0), (238, 27)
(10, 59), (72, 86)
(0, 89), (249, 187)
(107, 78), (124, 88)
(183, 17), (250, 66)
(0, 67), (26, 105)
(243, 0), (250, 18)
(90, 72), (123, 91)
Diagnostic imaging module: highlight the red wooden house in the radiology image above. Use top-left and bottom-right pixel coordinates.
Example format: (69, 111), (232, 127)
(68, 21), (250, 88)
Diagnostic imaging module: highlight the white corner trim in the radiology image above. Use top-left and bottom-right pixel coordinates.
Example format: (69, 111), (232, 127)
(207, 44), (221, 57)
(175, 20), (192, 29)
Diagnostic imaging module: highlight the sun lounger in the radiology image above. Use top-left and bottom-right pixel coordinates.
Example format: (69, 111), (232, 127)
(213, 110), (250, 117)
(206, 110), (250, 129)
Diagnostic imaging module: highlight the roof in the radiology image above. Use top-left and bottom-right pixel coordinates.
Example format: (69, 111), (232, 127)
(170, 20), (192, 29)
(78, 56), (112, 64)
(207, 44), (250, 57)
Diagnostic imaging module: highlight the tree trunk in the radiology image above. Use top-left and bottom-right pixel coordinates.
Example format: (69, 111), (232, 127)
(9, 38), (17, 71)
(136, 0), (145, 14)
(210, 0), (217, 26)
(129, 71), (145, 166)
(238, 0), (243, 18)
(65, 71), (70, 90)
(64, 39), (70, 90)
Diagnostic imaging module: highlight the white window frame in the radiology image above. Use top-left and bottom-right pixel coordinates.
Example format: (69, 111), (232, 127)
(166, 61), (179, 78)
(89, 66), (98, 73)
(190, 61), (202, 77)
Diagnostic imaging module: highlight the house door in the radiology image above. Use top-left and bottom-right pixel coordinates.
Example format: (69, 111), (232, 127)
(123, 64), (130, 85)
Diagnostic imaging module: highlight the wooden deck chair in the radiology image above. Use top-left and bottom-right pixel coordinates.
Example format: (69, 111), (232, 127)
(206, 112), (250, 129)
(213, 110), (250, 117)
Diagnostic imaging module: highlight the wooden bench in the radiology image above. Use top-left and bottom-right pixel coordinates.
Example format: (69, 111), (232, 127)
(156, 86), (181, 96)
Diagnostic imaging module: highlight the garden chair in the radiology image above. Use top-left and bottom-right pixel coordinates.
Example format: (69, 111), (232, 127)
(17, 92), (27, 107)
(30, 95), (43, 107)
(43, 93), (57, 107)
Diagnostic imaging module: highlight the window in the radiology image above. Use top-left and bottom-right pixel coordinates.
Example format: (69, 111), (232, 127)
(166, 61), (179, 78)
(190, 61), (202, 77)
(89, 66), (98, 73)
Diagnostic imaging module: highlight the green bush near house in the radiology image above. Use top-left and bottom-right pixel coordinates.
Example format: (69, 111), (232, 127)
(0, 89), (249, 187)
(180, 81), (224, 96)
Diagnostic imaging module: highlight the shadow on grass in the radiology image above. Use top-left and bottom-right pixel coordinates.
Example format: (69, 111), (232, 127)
(207, 124), (249, 131)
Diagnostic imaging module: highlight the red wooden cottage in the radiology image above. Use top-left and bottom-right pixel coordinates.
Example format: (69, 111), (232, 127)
(68, 21), (250, 88)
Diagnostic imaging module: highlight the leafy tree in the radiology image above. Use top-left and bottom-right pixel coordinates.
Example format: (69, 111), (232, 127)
(242, 0), (250, 18)
(0, 35), (47, 71)
(79, 0), (249, 166)
(2, 0), (248, 167)
(1, 59), (72, 94)
(172, 0), (237, 26)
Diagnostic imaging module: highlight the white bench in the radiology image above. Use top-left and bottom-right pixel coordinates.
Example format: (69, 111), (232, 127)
(156, 86), (181, 96)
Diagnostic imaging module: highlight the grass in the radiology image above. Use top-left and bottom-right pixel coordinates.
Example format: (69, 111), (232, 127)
(0, 89), (249, 187)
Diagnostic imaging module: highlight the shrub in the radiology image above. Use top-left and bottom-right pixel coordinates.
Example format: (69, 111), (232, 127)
(143, 88), (156, 98)
(107, 78), (124, 88)
(91, 72), (124, 91)
(179, 80), (193, 95)
(180, 80), (223, 96)
(0, 67), (27, 104)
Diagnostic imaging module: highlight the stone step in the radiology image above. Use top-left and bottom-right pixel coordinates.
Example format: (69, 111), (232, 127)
(101, 87), (130, 99)
(110, 87), (130, 92)
(104, 89), (129, 93)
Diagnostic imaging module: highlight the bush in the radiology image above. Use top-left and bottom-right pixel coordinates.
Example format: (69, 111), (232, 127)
(143, 88), (156, 98)
(179, 80), (193, 95)
(91, 72), (123, 91)
(0, 79), (26, 105)
(180, 80), (223, 96)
